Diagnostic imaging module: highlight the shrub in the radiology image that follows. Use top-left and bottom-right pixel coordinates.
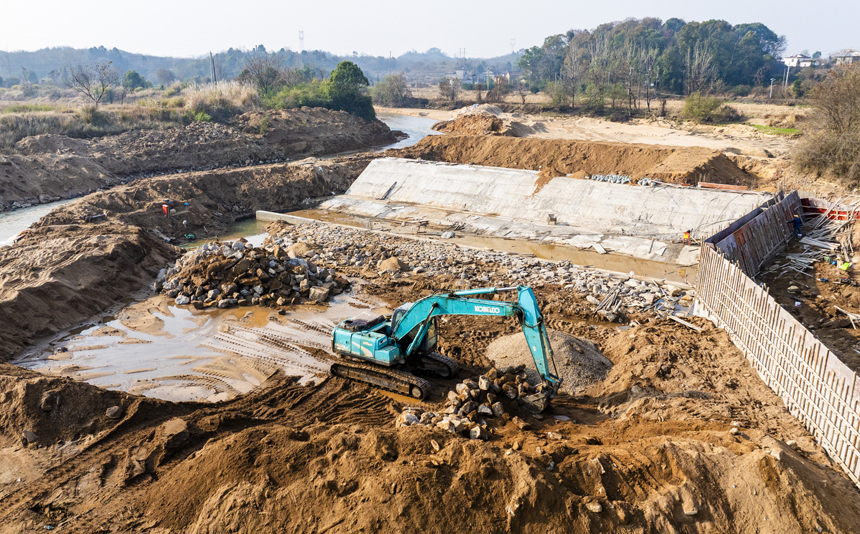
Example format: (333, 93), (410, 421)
(796, 64), (860, 183)
(264, 80), (330, 110)
(183, 81), (260, 122)
(372, 74), (412, 107)
(682, 92), (725, 122)
(731, 85), (752, 97)
(1, 104), (54, 113)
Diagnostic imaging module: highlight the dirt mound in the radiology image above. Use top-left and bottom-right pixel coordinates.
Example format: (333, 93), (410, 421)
(0, 223), (179, 359)
(0, 365), (136, 449)
(236, 107), (397, 153)
(392, 135), (755, 186)
(432, 112), (511, 136)
(487, 330), (612, 394)
(0, 108), (396, 211)
(32, 154), (377, 242)
(455, 104), (504, 116)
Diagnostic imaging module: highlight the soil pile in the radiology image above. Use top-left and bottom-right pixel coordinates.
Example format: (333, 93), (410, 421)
(0, 107), (396, 211)
(392, 135), (755, 186)
(487, 330), (612, 394)
(158, 237), (349, 309)
(0, 223), (179, 359)
(432, 112), (511, 136)
(32, 154), (377, 242)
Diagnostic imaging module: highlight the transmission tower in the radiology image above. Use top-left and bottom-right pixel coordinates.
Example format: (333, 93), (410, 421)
(299, 31), (304, 52)
(510, 39), (515, 54)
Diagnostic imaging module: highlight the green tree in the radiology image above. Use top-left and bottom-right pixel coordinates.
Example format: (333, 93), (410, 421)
(327, 61), (375, 121)
(371, 73), (412, 106)
(121, 70), (149, 90)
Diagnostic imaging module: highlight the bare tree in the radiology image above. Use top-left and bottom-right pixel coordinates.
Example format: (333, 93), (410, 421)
(513, 79), (528, 104)
(684, 42), (717, 95)
(438, 77), (460, 102)
(796, 64), (860, 181)
(155, 68), (175, 86)
(63, 62), (119, 107)
(241, 55), (285, 96)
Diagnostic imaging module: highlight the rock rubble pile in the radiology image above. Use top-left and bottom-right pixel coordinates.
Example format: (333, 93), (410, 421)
(395, 366), (548, 441)
(157, 236), (348, 309)
(272, 222), (695, 318)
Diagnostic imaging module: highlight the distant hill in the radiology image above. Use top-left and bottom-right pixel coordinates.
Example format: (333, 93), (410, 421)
(1, 46), (522, 87)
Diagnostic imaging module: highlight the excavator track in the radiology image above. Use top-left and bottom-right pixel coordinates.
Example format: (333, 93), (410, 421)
(415, 352), (461, 378)
(331, 360), (431, 400)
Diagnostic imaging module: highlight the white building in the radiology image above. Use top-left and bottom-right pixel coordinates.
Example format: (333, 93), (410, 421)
(783, 54), (810, 68)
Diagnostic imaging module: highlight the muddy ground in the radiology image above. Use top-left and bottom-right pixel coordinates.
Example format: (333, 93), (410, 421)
(2, 260), (860, 532)
(0, 223), (179, 358)
(0, 108), (397, 211)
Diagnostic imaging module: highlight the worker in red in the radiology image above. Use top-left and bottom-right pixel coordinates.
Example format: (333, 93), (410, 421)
(162, 204), (169, 218)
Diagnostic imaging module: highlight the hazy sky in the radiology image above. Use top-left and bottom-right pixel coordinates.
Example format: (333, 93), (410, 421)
(5, 0), (858, 59)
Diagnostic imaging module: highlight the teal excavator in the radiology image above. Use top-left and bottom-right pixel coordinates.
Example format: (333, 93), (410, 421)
(330, 286), (562, 407)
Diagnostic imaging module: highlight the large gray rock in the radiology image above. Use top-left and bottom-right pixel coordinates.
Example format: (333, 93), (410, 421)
(308, 286), (330, 302)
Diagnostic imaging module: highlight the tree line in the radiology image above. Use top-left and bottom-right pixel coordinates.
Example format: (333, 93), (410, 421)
(518, 18), (787, 112)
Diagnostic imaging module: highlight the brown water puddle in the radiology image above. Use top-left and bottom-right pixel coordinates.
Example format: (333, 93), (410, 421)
(15, 293), (386, 403)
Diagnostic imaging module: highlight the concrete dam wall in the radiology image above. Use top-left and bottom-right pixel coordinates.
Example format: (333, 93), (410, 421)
(340, 158), (770, 239)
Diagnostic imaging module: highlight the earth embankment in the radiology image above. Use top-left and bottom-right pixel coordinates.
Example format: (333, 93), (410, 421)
(33, 154), (377, 241)
(0, 223), (179, 358)
(392, 134), (755, 186)
(0, 107), (397, 211)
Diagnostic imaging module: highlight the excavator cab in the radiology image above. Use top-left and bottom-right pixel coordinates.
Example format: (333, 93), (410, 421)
(392, 302), (438, 356)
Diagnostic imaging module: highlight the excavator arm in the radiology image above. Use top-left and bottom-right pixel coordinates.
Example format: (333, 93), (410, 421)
(391, 286), (562, 391)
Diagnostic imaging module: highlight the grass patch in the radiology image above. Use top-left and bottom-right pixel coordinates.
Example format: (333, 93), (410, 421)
(746, 124), (800, 135)
(0, 106), (189, 149)
(1, 104), (56, 113)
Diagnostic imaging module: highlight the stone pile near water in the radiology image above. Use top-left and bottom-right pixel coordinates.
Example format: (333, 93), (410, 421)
(156, 237), (347, 309)
(272, 222), (695, 318)
(395, 367), (544, 441)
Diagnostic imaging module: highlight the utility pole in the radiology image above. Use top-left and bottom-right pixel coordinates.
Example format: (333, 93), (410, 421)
(209, 51), (217, 83)
(769, 78), (775, 98)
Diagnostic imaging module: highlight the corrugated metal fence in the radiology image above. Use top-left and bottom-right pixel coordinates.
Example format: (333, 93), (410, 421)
(695, 192), (860, 488)
(707, 191), (802, 277)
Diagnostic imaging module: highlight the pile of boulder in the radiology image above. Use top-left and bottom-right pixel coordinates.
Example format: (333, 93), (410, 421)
(271, 222), (694, 319)
(394, 366), (546, 441)
(156, 237), (347, 309)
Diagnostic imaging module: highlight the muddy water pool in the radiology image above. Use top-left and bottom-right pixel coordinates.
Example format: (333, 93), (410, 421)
(15, 291), (387, 402)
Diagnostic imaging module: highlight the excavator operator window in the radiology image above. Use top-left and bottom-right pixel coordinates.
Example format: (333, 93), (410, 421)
(421, 319), (438, 353)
